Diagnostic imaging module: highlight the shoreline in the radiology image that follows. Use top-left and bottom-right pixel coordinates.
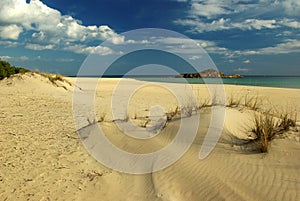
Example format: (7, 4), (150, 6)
(64, 76), (300, 90)
(67, 76), (300, 90)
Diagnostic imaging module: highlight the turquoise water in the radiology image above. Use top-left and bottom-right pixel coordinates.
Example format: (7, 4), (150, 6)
(138, 77), (300, 89)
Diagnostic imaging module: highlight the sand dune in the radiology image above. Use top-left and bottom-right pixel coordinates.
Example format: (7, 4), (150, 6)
(0, 73), (300, 200)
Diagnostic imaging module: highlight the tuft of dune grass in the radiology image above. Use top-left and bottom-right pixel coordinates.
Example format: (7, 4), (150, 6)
(251, 112), (277, 153)
(38, 72), (72, 89)
(250, 106), (298, 153)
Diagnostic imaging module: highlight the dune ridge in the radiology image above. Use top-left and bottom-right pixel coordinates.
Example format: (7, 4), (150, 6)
(0, 73), (299, 200)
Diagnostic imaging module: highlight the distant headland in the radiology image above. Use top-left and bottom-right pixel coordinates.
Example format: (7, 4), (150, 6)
(177, 69), (244, 78)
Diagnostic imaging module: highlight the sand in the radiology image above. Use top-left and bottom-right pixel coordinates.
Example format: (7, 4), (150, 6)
(0, 73), (299, 201)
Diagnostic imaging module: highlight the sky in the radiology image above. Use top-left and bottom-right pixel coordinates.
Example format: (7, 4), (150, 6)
(0, 0), (300, 76)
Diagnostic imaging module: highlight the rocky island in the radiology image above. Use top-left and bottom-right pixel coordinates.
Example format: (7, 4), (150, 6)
(178, 69), (244, 78)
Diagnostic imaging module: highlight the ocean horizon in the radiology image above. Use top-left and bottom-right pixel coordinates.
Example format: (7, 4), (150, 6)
(138, 76), (300, 89)
(69, 75), (300, 89)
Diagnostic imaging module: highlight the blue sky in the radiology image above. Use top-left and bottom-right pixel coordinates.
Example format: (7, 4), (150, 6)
(0, 0), (300, 75)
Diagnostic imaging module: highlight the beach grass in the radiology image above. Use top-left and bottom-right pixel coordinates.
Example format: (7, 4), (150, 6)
(251, 112), (277, 152)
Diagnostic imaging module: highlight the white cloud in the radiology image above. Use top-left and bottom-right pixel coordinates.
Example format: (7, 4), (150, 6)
(0, 40), (19, 47)
(234, 39), (300, 55)
(0, 0), (61, 30)
(241, 19), (278, 29)
(25, 43), (54, 50)
(0, 55), (12, 60)
(258, 39), (300, 54)
(190, 1), (231, 19)
(0, 24), (23, 40)
(278, 18), (300, 28)
(234, 68), (251, 72)
(177, 0), (300, 19)
(184, 0), (262, 19)
(108, 35), (126, 45)
(153, 36), (228, 54)
(282, 0), (300, 16)
(236, 50), (260, 55)
(19, 56), (29, 61)
(155, 36), (300, 57)
(63, 44), (117, 55)
(189, 55), (201, 60)
(175, 18), (281, 33)
(174, 0), (300, 34)
(175, 18), (226, 32)
(276, 31), (293, 37)
(0, 0), (122, 54)
(155, 36), (216, 47)
(0, 55), (30, 61)
(177, 0), (264, 19)
(154, 37), (222, 51)
(56, 58), (75, 62)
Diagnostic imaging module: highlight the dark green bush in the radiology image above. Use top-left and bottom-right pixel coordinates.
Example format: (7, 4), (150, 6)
(0, 60), (29, 80)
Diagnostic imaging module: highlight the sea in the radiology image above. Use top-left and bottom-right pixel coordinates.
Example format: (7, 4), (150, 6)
(72, 75), (300, 89)
(135, 76), (300, 89)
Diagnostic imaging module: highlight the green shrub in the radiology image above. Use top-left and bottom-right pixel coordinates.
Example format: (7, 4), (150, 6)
(0, 60), (29, 80)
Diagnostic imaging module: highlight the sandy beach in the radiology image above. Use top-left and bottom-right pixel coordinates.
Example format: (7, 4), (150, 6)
(0, 73), (300, 201)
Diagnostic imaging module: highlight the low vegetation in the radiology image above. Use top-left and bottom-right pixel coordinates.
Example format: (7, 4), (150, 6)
(166, 106), (179, 121)
(226, 92), (262, 110)
(0, 60), (72, 90)
(173, 92), (298, 153)
(226, 93), (241, 108)
(225, 91), (298, 153)
(277, 107), (297, 131)
(0, 60), (29, 80)
(250, 106), (298, 153)
(244, 93), (262, 110)
(38, 72), (72, 89)
(251, 112), (277, 153)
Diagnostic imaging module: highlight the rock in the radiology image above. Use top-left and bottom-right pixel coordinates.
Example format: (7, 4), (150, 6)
(178, 69), (244, 78)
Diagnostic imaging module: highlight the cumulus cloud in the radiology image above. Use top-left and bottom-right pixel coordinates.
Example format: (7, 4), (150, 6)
(0, 0), (122, 54)
(0, 24), (23, 40)
(108, 35), (126, 45)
